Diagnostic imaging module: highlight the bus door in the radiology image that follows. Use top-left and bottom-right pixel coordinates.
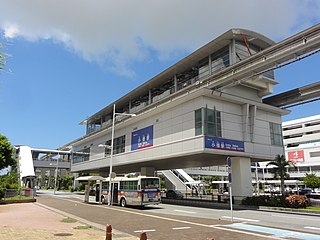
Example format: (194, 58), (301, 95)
(112, 182), (119, 204)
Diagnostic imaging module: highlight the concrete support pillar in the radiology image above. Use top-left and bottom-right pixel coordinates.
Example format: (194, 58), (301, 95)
(231, 157), (252, 199)
(141, 167), (155, 177)
(174, 75), (178, 92)
(84, 185), (90, 203)
(229, 39), (236, 65)
(148, 89), (152, 105)
(208, 54), (212, 75)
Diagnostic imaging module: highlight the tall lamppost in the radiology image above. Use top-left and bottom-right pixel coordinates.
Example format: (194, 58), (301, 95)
(100, 104), (136, 206)
(53, 153), (59, 195)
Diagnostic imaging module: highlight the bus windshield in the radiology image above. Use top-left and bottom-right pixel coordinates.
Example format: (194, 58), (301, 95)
(141, 178), (160, 190)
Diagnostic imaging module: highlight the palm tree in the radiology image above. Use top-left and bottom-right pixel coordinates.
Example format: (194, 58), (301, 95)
(267, 154), (293, 195)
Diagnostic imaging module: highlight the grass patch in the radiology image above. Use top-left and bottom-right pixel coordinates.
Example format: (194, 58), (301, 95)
(306, 206), (320, 211)
(3, 196), (33, 200)
(73, 225), (92, 230)
(61, 217), (77, 223)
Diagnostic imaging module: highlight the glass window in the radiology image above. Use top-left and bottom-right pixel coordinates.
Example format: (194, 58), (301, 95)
(195, 108), (222, 137)
(195, 109), (202, 136)
(120, 180), (138, 190)
(141, 178), (160, 190)
(211, 47), (230, 74)
(270, 122), (283, 146)
(72, 146), (90, 163)
(104, 135), (126, 156)
(102, 181), (109, 190)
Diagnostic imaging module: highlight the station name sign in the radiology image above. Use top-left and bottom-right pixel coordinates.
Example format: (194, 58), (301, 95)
(131, 125), (154, 151)
(205, 136), (245, 152)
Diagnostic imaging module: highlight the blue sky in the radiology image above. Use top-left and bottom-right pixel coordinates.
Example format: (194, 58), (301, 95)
(0, 1), (320, 150)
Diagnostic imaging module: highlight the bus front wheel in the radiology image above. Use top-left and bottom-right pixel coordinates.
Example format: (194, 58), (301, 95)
(120, 198), (126, 207)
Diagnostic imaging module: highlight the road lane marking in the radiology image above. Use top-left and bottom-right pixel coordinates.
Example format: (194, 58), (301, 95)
(172, 226), (191, 230)
(271, 214), (320, 221)
(174, 210), (196, 214)
(134, 229), (156, 233)
(222, 216), (260, 222)
(305, 226), (320, 231)
(228, 223), (320, 240)
(57, 198), (285, 239)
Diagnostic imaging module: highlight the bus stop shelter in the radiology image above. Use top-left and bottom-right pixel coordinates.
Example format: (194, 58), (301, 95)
(75, 176), (104, 204)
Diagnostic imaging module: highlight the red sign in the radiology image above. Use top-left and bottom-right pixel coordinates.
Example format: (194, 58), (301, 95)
(287, 150), (304, 162)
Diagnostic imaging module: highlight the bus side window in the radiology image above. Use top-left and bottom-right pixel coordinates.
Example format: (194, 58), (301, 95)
(138, 185), (140, 190)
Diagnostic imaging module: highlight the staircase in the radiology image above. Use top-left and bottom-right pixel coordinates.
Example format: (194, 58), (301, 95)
(160, 169), (195, 192)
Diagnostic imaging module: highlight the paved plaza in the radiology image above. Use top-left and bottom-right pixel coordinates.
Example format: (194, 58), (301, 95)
(0, 202), (137, 240)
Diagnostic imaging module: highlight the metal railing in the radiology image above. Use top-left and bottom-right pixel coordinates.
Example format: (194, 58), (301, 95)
(2, 188), (35, 200)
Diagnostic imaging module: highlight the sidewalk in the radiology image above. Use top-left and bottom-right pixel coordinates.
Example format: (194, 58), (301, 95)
(0, 202), (138, 240)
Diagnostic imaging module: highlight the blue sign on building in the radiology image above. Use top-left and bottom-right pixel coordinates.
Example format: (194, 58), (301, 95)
(205, 136), (245, 152)
(131, 125), (154, 151)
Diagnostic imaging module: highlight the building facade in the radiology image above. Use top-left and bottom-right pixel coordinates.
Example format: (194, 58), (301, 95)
(66, 29), (289, 198)
(283, 115), (320, 178)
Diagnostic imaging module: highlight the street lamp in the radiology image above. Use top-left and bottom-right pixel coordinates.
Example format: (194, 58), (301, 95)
(102, 104), (136, 206)
(49, 146), (73, 195)
(53, 153), (59, 195)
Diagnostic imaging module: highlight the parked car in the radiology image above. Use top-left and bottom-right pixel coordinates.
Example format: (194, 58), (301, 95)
(166, 190), (184, 199)
(298, 188), (313, 195)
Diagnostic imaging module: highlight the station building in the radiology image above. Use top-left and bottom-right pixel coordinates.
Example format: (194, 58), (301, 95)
(66, 29), (289, 199)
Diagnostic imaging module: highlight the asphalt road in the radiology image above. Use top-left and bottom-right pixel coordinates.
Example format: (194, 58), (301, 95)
(146, 203), (320, 235)
(36, 192), (320, 240)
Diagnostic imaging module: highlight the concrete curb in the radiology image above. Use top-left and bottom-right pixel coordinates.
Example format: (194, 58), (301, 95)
(258, 206), (320, 216)
(0, 198), (36, 204)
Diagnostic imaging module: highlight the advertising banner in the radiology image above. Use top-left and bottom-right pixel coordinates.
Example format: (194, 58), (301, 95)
(205, 136), (245, 152)
(287, 150), (304, 162)
(131, 125), (154, 151)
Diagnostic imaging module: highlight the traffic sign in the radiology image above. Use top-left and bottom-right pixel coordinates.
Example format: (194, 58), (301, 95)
(227, 156), (232, 183)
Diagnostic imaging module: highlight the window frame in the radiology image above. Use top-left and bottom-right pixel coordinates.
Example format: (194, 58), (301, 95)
(270, 122), (283, 146)
(195, 107), (222, 137)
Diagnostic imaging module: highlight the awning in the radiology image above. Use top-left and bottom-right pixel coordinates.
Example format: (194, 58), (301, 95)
(75, 176), (104, 181)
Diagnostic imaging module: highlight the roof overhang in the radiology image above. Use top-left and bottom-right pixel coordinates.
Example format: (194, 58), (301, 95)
(81, 28), (275, 125)
(75, 176), (104, 181)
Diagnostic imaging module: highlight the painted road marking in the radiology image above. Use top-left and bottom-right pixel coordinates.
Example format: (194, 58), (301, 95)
(172, 227), (191, 230)
(305, 226), (320, 231)
(59, 198), (284, 239)
(272, 214), (320, 221)
(222, 216), (260, 222)
(134, 229), (156, 233)
(174, 210), (196, 214)
(227, 223), (320, 240)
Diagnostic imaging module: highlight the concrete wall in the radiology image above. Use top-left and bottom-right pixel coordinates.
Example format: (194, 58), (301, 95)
(71, 87), (285, 173)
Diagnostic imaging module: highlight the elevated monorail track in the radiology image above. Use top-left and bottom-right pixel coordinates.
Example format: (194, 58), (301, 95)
(263, 81), (320, 109)
(202, 24), (320, 92)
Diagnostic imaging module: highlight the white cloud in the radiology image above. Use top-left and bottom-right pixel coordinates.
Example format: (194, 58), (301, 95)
(3, 23), (19, 38)
(0, 0), (319, 78)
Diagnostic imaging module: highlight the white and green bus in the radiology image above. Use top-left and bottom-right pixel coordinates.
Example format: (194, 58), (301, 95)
(99, 176), (161, 207)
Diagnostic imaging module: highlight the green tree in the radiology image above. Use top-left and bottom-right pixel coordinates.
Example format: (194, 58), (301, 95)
(303, 173), (320, 190)
(267, 154), (293, 195)
(0, 134), (16, 170)
(0, 171), (20, 198)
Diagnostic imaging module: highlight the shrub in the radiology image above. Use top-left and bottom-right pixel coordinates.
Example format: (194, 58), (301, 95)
(242, 195), (270, 206)
(241, 195), (287, 207)
(285, 195), (309, 208)
(269, 195), (287, 207)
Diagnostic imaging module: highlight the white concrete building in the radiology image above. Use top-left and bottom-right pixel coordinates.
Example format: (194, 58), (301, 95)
(66, 28), (290, 198)
(283, 115), (320, 178)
